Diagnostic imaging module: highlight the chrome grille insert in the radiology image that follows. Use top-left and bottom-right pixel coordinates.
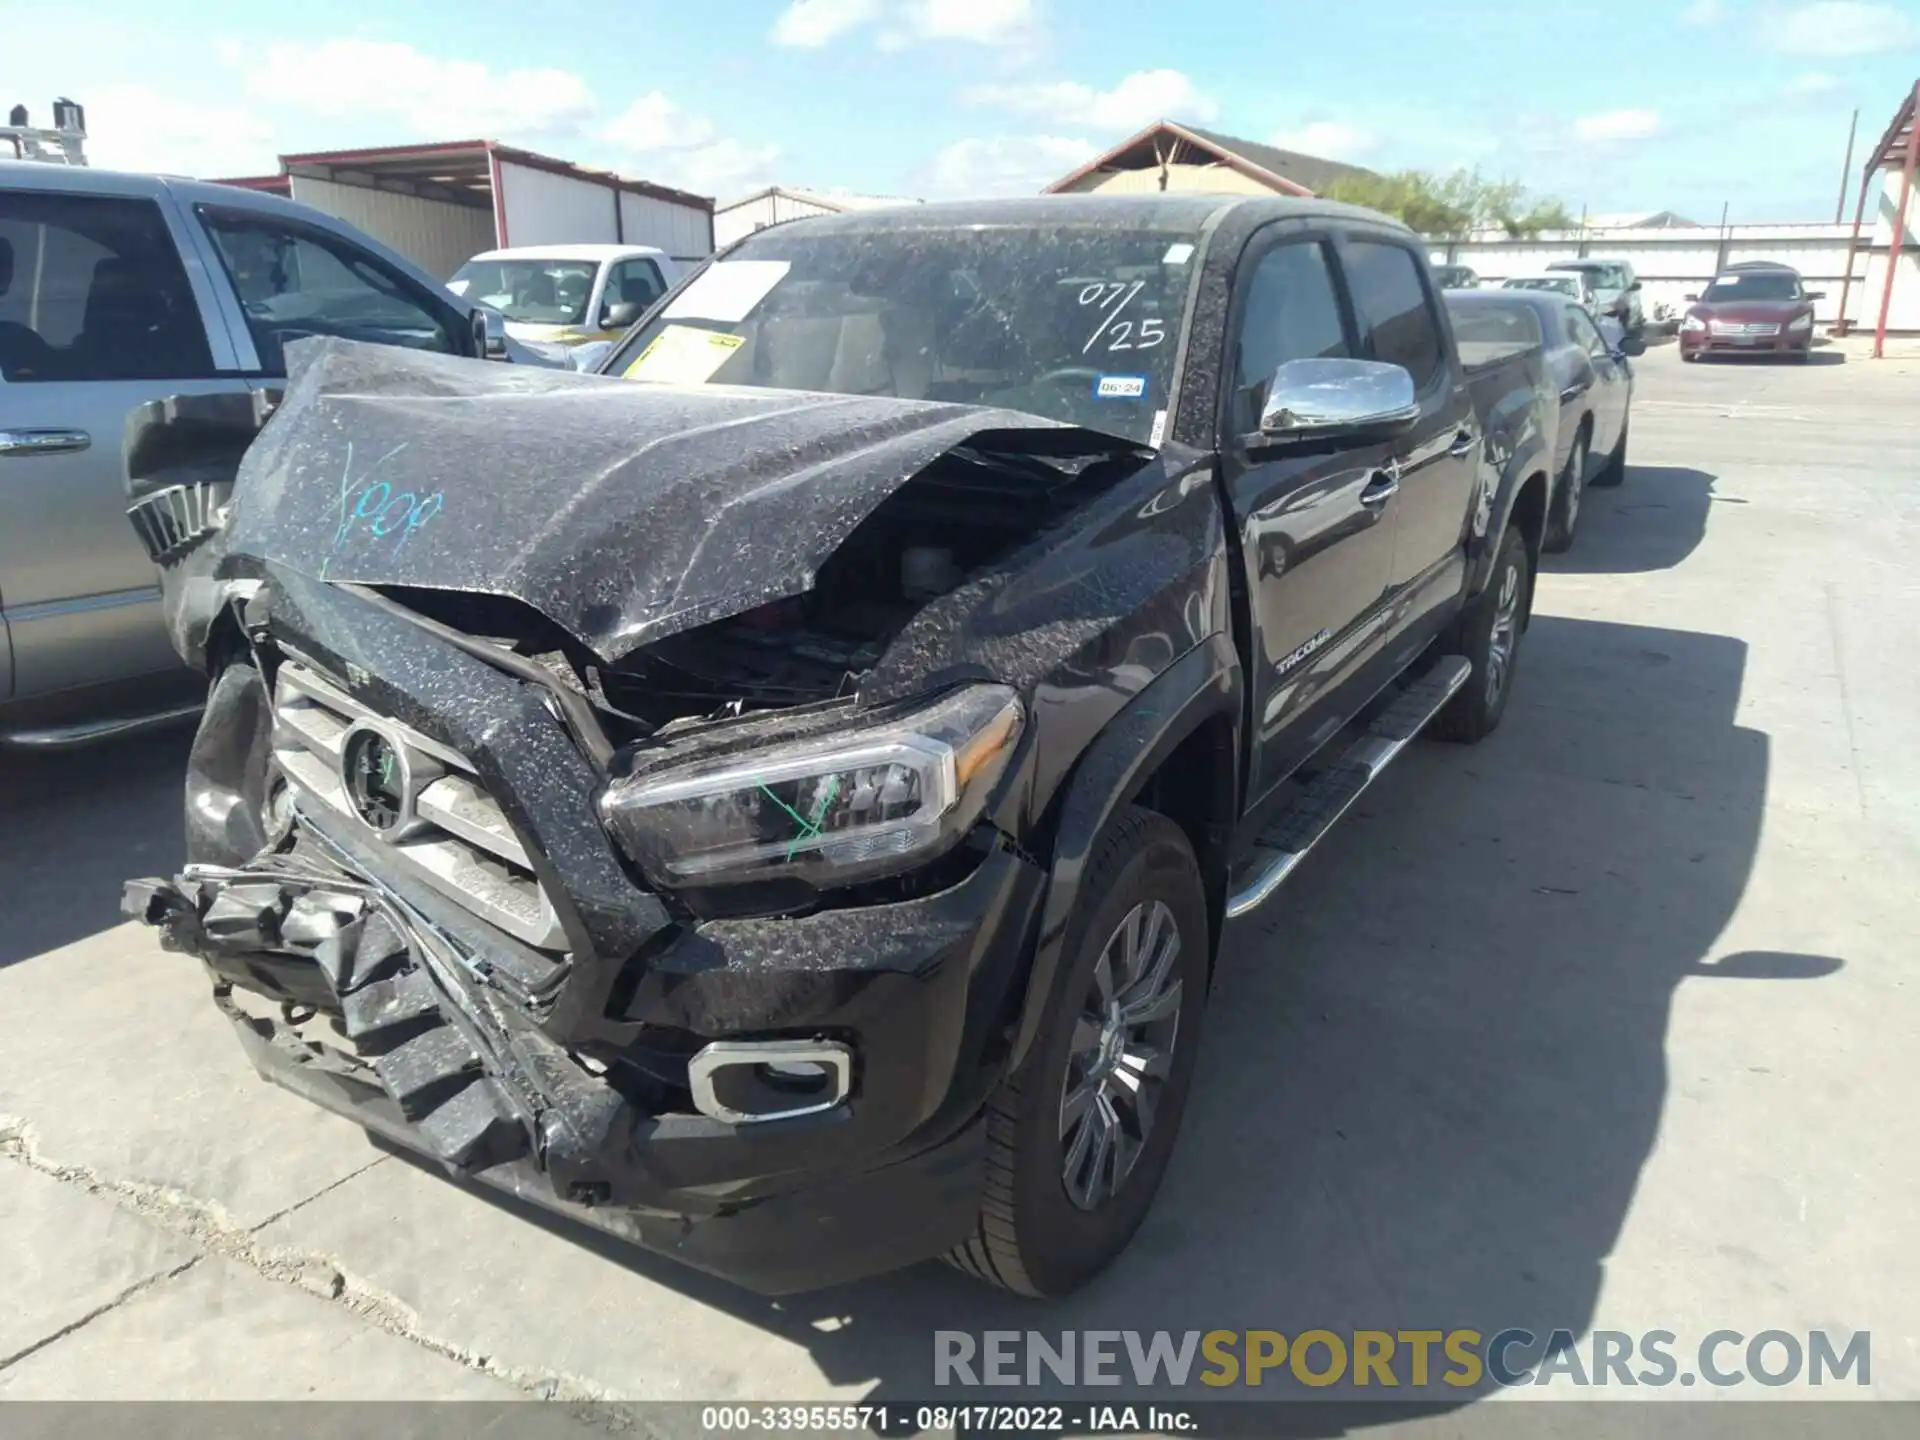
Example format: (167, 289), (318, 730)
(271, 661), (565, 950)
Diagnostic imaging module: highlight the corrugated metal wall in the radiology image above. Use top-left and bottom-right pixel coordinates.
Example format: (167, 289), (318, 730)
(714, 192), (839, 248)
(618, 190), (713, 262)
(497, 161), (620, 249)
(1433, 216), (1919, 329)
(287, 176), (496, 281)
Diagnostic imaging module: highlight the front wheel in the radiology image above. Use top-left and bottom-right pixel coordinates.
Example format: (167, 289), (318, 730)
(1431, 523), (1530, 744)
(1590, 418), (1628, 488)
(1542, 431), (1588, 553)
(948, 807), (1207, 1296)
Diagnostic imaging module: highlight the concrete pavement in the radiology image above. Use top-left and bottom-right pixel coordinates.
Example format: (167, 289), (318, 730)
(2, 341), (1915, 1418)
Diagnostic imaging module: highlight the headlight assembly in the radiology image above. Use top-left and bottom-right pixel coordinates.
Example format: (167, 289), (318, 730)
(1788, 312), (1813, 332)
(1681, 315), (1707, 333)
(600, 686), (1024, 890)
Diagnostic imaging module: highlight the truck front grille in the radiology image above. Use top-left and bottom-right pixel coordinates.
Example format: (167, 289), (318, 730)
(270, 661), (566, 951)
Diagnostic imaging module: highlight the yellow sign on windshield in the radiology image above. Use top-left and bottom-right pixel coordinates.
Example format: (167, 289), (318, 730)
(622, 325), (744, 385)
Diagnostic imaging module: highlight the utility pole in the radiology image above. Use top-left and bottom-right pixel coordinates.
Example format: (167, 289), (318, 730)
(1836, 108), (1859, 224)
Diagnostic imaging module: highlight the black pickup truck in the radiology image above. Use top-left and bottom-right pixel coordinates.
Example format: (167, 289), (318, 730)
(126, 196), (1557, 1297)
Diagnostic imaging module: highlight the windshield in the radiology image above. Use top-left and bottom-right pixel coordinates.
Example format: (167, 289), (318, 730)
(448, 259), (600, 325)
(603, 222), (1204, 445)
(1507, 277), (1580, 296)
(1552, 263), (1619, 288)
(1702, 272), (1801, 303)
(1448, 303), (1542, 346)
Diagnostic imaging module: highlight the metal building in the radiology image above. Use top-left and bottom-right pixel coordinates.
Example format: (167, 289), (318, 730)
(1044, 120), (1372, 198)
(216, 141), (714, 281)
(713, 186), (917, 248)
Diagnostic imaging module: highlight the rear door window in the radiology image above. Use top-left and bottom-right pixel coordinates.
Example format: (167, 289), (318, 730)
(196, 207), (456, 373)
(1342, 240), (1444, 392)
(0, 189), (213, 382)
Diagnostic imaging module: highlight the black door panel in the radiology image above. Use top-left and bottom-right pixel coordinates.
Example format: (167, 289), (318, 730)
(1216, 233), (1400, 810)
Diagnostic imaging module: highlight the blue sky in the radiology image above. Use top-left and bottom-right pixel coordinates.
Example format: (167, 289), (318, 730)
(4, 0), (1917, 222)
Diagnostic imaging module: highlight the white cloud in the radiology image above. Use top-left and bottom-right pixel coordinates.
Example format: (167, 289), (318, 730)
(639, 137), (783, 199)
(204, 38), (775, 199)
(599, 92), (716, 151)
(774, 0), (1034, 48)
(910, 0), (1036, 44)
(1679, 0), (1725, 25)
(598, 95), (779, 197)
(771, 0), (882, 48)
(1574, 108), (1661, 141)
(1270, 120), (1379, 161)
(1784, 70), (1842, 96)
(962, 70), (1216, 131)
(81, 84), (276, 179)
(916, 134), (1098, 198)
(1763, 3), (1919, 56)
(246, 39), (596, 136)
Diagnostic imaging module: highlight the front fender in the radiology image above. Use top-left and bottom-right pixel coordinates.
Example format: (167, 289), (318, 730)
(1006, 631), (1241, 1071)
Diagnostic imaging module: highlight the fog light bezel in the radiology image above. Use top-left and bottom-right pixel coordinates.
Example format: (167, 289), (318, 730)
(686, 1039), (854, 1125)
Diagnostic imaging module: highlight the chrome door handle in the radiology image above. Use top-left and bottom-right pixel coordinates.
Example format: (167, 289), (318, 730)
(1558, 384), (1583, 403)
(1360, 461), (1401, 506)
(0, 428), (92, 457)
(1448, 427), (1477, 457)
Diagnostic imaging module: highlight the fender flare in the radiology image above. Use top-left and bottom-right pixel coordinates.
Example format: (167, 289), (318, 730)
(1006, 632), (1241, 1071)
(1467, 428), (1553, 600)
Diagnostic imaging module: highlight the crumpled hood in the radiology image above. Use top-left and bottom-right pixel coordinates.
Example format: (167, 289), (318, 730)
(223, 338), (1142, 661)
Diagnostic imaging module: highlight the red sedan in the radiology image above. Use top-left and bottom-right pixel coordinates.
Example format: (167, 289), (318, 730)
(1679, 267), (1823, 362)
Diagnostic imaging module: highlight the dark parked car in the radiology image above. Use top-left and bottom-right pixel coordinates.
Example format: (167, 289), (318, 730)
(1432, 263), (1479, 289)
(1680, 268), (1822, 362)
(1446, 287), (1632, 553)
(127, 195), (1560, 1297)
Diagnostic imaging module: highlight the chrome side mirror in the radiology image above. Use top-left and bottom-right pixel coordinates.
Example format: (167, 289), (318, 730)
(1258, 358), (1419, 440)
(471, 307), (510, 361)
(600, 300), (641, 330)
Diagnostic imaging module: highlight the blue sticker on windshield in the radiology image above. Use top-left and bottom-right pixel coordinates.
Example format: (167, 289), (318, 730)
(1094, 374), (1148, 399)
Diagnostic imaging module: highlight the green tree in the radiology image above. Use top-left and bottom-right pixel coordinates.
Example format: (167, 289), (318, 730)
(1324, 168), (1575, 238)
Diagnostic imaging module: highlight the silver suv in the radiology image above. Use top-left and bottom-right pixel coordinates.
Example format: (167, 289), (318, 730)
(1546, 258), (1644, 339)
(0, 162), (540, 747)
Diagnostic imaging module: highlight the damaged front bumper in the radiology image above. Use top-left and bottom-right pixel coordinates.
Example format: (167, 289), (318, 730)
(126, 825), (1046, 1294)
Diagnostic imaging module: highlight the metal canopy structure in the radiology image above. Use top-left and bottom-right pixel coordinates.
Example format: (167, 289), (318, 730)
(270, 140), (712, 240)
(1835, 79), (1920, 356)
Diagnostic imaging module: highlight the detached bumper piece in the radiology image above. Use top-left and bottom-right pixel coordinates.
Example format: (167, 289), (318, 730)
(123, 872), (526, 1171)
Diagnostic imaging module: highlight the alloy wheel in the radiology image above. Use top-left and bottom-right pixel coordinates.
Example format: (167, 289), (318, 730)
(1564, 436), (1586, 534)
(1059, 899), (1184, 1211)
(1486, 558), (1522, 705)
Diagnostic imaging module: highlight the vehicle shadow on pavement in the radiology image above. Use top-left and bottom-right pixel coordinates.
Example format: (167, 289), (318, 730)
(400, 613), (1841, 1426)
(0, 730), (190, 969)
(1544, 465), (1714, 576)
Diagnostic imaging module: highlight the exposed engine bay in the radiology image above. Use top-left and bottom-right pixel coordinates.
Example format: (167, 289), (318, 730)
(369, 441), (1148, 740)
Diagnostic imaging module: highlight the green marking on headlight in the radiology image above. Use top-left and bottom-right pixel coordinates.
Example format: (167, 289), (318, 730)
(756, 776), (842, 860)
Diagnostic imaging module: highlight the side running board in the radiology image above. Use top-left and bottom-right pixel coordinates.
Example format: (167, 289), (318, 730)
(1225, 655), (1472, 920)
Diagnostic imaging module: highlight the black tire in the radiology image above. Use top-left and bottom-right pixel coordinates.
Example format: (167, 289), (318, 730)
(1590, 417), (1628, 488)
(1682, 350), (1700, 364)
(1542, 429), (1588, 553)
(1431, 523), (1529, 745)
(947, 807), (1207, 1296)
